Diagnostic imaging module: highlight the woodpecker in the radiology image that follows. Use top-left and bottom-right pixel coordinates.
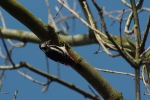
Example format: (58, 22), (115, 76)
(39, 40), (75, 66)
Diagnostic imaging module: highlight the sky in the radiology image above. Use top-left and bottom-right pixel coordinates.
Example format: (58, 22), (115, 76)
(0, 0), (150, 100)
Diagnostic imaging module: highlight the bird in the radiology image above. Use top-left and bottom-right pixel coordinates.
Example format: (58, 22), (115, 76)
(39, 40), (75, 66)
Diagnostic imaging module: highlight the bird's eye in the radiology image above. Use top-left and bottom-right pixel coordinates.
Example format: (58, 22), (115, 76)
(41, 46), (47, 50)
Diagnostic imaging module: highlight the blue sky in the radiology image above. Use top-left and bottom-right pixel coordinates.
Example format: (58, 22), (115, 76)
(0, 0), (150, 100)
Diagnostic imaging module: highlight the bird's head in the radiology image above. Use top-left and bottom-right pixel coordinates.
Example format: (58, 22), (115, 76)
(39, 42), (48, 53)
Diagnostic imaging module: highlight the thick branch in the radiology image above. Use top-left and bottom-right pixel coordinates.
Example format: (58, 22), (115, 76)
(0, 27), (96, 46)
(135, 67), (141, 100)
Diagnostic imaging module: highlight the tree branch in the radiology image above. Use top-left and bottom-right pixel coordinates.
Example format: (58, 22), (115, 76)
(130, 0), (141, 59)
(0, 62), (101, 100)
(0, 27), (96, 46)
(0, 0), (52, 41)
(140, 14), (150, 51)
(92, 0), (140, 68)
(0, 0), (123, 99)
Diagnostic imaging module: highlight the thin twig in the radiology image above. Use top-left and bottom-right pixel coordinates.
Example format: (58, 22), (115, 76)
(18, 71), (46, 85)
(119, 10), (125, 48)
(0, 92), (9, 94)
(0, 11), (15, 66)
(57, 0), (107, 38)
(7, 39), (25, 48)
(53, 3), (64, 19)
(0, 80), (2, 91)
(88, 85), (99, 98)
(45, 0), (58, 30)
(55, 6), (69, 32)
(42, 56), (51, 93)
(140, 46), (150, 58)
(0, 46), (6, 59)
(92, 0), (138, 67)
(73, 0), (77, 11)
(13, 90), (18, 100)
(140, 14), (150, 51)
(124, 11), (136, 48)
(103, 7), (150, 21)
(103, 7), (128, 21)
(143, 92), (150, 96)
(124, 0), (144, 49)
(95, 67), (142, 80)
(83, 1), (114, 57)
(59, 23), (67, 33)
(0, 11), (6, 28)
(55, 15), (76, 24)
(0, 46), (14, 81)
(142, 65), (150, 94)
(0, 31), (15, 66)
(18, 70), (51, 86)
(121, 0), (132, 8)
(0, 9), (15, 67)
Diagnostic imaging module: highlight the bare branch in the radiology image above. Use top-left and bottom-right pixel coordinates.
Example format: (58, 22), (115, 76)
(57, 0), (107, 38)
(95, 67), (142, 80)
(130, 0), (142, 59)
(55, 6), (69, 32)
(13, 90), (18, 100)
(0, 46), (6, 59)
(121, 0), (132, 8)
(140, 14), (150, 51)
(0, 27), (97, 46)
(55, 15), (76, 24)
(143, 92), (150, 96)
(0, 10), (6, 28)
(18, 70), (51, 86)
(83, 1), (114, 57)
(0, 29), (15, 66)
(53, 4), (64, 19)
(0, 92), (9, 94)
(140, 46), (150, 58)
(142, 65), (150, 94)
(45, 0), (58, 30)
(0, 62), (101, 100)
(92, 0), (138, 67)
(124, 0), (144, 50)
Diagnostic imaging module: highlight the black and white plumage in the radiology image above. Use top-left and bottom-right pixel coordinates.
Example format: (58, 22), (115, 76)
(39, 41), (75, 65)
